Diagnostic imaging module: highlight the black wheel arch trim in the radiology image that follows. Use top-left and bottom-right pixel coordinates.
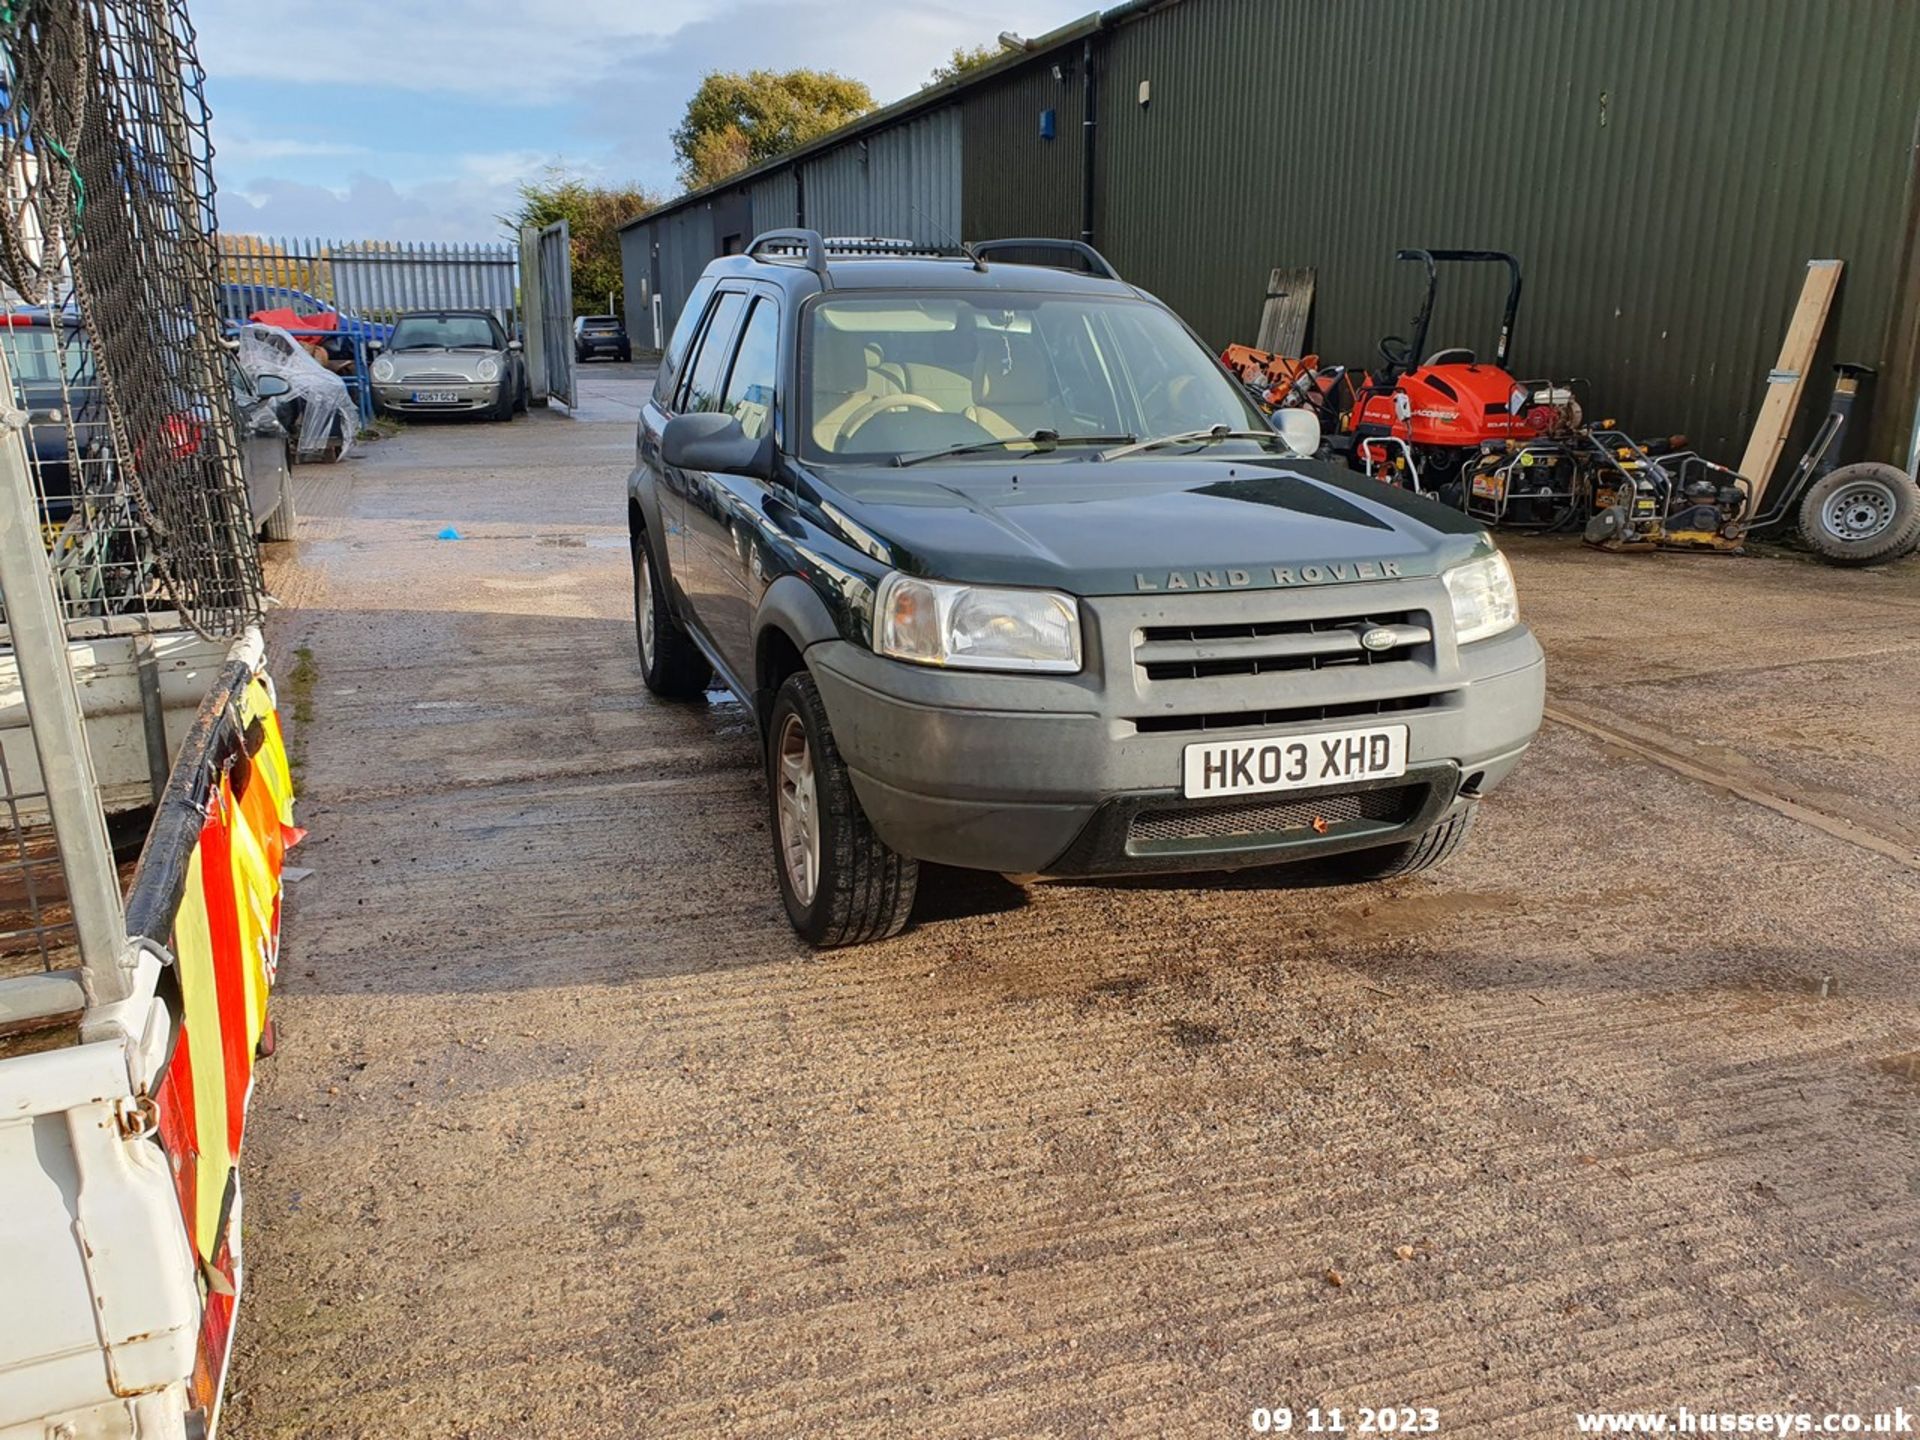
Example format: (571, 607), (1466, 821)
(752, 573), (841, 720)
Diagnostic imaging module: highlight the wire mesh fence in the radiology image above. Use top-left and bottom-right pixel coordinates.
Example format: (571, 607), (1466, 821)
(0, 0), (261, 999)
(1, 0), (263, 640)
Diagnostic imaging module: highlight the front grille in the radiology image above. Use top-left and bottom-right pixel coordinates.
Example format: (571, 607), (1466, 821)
(399, 371), (471, 385)
(1133, 692), (1445, 735)
(1129, 783), (1422, 847)
(1136, 611), (1430, 681)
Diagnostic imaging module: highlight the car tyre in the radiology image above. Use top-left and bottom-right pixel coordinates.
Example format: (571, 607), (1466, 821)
(766, 671), (918, 947)
(1797, 462), (1920, 566)
(491, 380), (514, 422)
(513, 374), (529, 414)
(632, 527), (710, 698)
(260, 472), (299, 542)
(1326, 807), (1476, 881)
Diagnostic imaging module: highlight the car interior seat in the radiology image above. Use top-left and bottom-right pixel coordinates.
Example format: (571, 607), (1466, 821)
(968, 334), (1058, 439)
(813, 328), (900, 450)
(873, 358), (973, 417)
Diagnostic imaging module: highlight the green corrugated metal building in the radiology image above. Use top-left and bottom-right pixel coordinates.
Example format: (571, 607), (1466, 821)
(622, 0), (1920, 463)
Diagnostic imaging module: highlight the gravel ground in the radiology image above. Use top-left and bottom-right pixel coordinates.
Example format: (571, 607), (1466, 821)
(230, 368), (1920, 1438)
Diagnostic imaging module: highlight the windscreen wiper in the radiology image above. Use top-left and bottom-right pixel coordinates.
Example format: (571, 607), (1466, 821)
(1098, 425), (1286, 460)
(893, 430), (1135, 467)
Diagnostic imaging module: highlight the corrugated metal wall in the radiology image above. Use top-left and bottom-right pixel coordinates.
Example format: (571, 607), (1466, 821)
(622, 0), (1920, 456)
(629, 225), (668, 349)
(962, 56), (1084, 243)
(751, 170), (800, 235)
(801, 106), (962, 242)
(1086, 0), (1920, 458)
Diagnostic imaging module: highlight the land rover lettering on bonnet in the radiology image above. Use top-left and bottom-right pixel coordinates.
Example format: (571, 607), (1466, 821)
(631, 231), (1545, 946)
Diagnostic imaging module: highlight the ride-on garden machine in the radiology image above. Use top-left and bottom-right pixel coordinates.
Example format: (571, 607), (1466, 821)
(1348, 249), (1575, 501)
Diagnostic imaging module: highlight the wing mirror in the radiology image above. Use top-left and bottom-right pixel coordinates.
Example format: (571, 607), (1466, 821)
(662, 411), (773, 480)
(1271, 407), (1322, 459)
(507, 338), (523, 352)
(366, 339), (383, 355)
(253, 374), (292, 398)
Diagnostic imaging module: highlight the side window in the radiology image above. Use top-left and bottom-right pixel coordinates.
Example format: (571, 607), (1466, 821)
(653, 277), (716, 407)
(679, 291), (746, 415)
(720, 297), (778, 441)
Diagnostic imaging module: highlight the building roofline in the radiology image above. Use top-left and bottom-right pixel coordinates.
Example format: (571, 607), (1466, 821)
(618, 4), (1172, 235)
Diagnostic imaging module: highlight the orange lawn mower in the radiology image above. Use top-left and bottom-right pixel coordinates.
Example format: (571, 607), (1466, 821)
(1344, 249), (1580, 505)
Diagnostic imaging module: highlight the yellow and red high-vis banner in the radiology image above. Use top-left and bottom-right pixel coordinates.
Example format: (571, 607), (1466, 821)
(144, 665), (301, 1416)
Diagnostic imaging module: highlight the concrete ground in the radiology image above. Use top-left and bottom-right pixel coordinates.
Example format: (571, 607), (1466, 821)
(231, 363), (1920, 1438)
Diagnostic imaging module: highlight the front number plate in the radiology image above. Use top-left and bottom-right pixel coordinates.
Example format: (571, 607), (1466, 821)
(1182, 724), (1408, 798)
(412, 389), (459, 404)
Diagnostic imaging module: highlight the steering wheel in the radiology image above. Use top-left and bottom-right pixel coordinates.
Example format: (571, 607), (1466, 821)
(836, 392), (943, 446)
(1378, 334), (1414, 372)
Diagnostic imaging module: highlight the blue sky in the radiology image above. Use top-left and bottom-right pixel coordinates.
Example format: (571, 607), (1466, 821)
(201, 0), (1091, 242)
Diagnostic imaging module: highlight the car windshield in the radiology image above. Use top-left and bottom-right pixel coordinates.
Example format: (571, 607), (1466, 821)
(803, 292), (1266, 464)
(390, 314), (501, 351)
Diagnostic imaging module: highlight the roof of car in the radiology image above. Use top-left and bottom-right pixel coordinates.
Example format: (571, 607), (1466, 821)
(394, 308), (498, 319)
(702, 252), (1141, 300)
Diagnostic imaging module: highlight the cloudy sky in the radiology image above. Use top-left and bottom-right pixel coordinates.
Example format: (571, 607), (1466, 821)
(200, 0), (1091, 242)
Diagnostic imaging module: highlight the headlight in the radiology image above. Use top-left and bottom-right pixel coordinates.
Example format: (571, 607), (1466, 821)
(371, 356), (393, 382)
(477, 356), (500, 382)
(1442, 550), (1520, 645)
(874, 572), (1081, 673)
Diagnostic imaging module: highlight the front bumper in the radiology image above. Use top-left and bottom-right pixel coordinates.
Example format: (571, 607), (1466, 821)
(373, 380), (499, 414)
(808, 578), (1545, 876)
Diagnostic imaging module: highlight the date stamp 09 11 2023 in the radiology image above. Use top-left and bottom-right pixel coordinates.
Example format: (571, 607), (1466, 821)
(1251, 1407), (1441, 1434)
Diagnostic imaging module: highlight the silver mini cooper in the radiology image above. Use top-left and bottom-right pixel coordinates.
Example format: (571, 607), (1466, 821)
(369, 309), (527, 420)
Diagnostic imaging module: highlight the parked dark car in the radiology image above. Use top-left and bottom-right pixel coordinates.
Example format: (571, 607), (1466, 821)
(630, 232), (1545, 946)
(368, 310), (527, 420)
(1, 309), (298, 539)
(574, 314), (631, 363)
(218, 282), (393, 354)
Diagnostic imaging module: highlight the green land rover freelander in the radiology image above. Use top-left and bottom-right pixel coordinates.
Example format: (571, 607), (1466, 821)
(630, 233), (1545, 946)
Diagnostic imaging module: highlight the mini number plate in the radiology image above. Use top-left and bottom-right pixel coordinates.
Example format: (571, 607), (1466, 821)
(1182, 724), (1408, 798)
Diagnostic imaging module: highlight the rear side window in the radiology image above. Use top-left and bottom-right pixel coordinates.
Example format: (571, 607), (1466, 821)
(652, 277), (716, 406)
(679, 291), (747, 414)
(720, 298), (778, 441)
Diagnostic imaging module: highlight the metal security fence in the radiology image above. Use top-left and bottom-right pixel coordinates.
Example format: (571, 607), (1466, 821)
(216, 235), (520, 329)
(217, 235), (522, 422)
(534, 220), (573, 408)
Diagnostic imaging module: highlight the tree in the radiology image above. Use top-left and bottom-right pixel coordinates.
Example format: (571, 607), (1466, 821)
(507, 169), (662, 317)
(672, 69), (875, 190)
(929, 44), (998, 85)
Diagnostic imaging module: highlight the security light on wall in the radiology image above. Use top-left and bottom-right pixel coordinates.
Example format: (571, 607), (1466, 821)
(1138, 79), (1151, 107)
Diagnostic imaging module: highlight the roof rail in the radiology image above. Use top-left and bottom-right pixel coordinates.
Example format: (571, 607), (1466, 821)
(971, 238), (1123, 282)
(746, 229), (829, 281)
(746, 229), (990, 278)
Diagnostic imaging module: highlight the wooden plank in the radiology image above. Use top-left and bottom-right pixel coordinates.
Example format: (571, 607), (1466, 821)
(1254, 266), (1315, 356)
(1739, 258), (1843, 511)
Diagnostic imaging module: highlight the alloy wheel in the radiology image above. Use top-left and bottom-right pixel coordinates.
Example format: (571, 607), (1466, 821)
(636, 545), (656, 671)
(774, 713), (820, 905)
